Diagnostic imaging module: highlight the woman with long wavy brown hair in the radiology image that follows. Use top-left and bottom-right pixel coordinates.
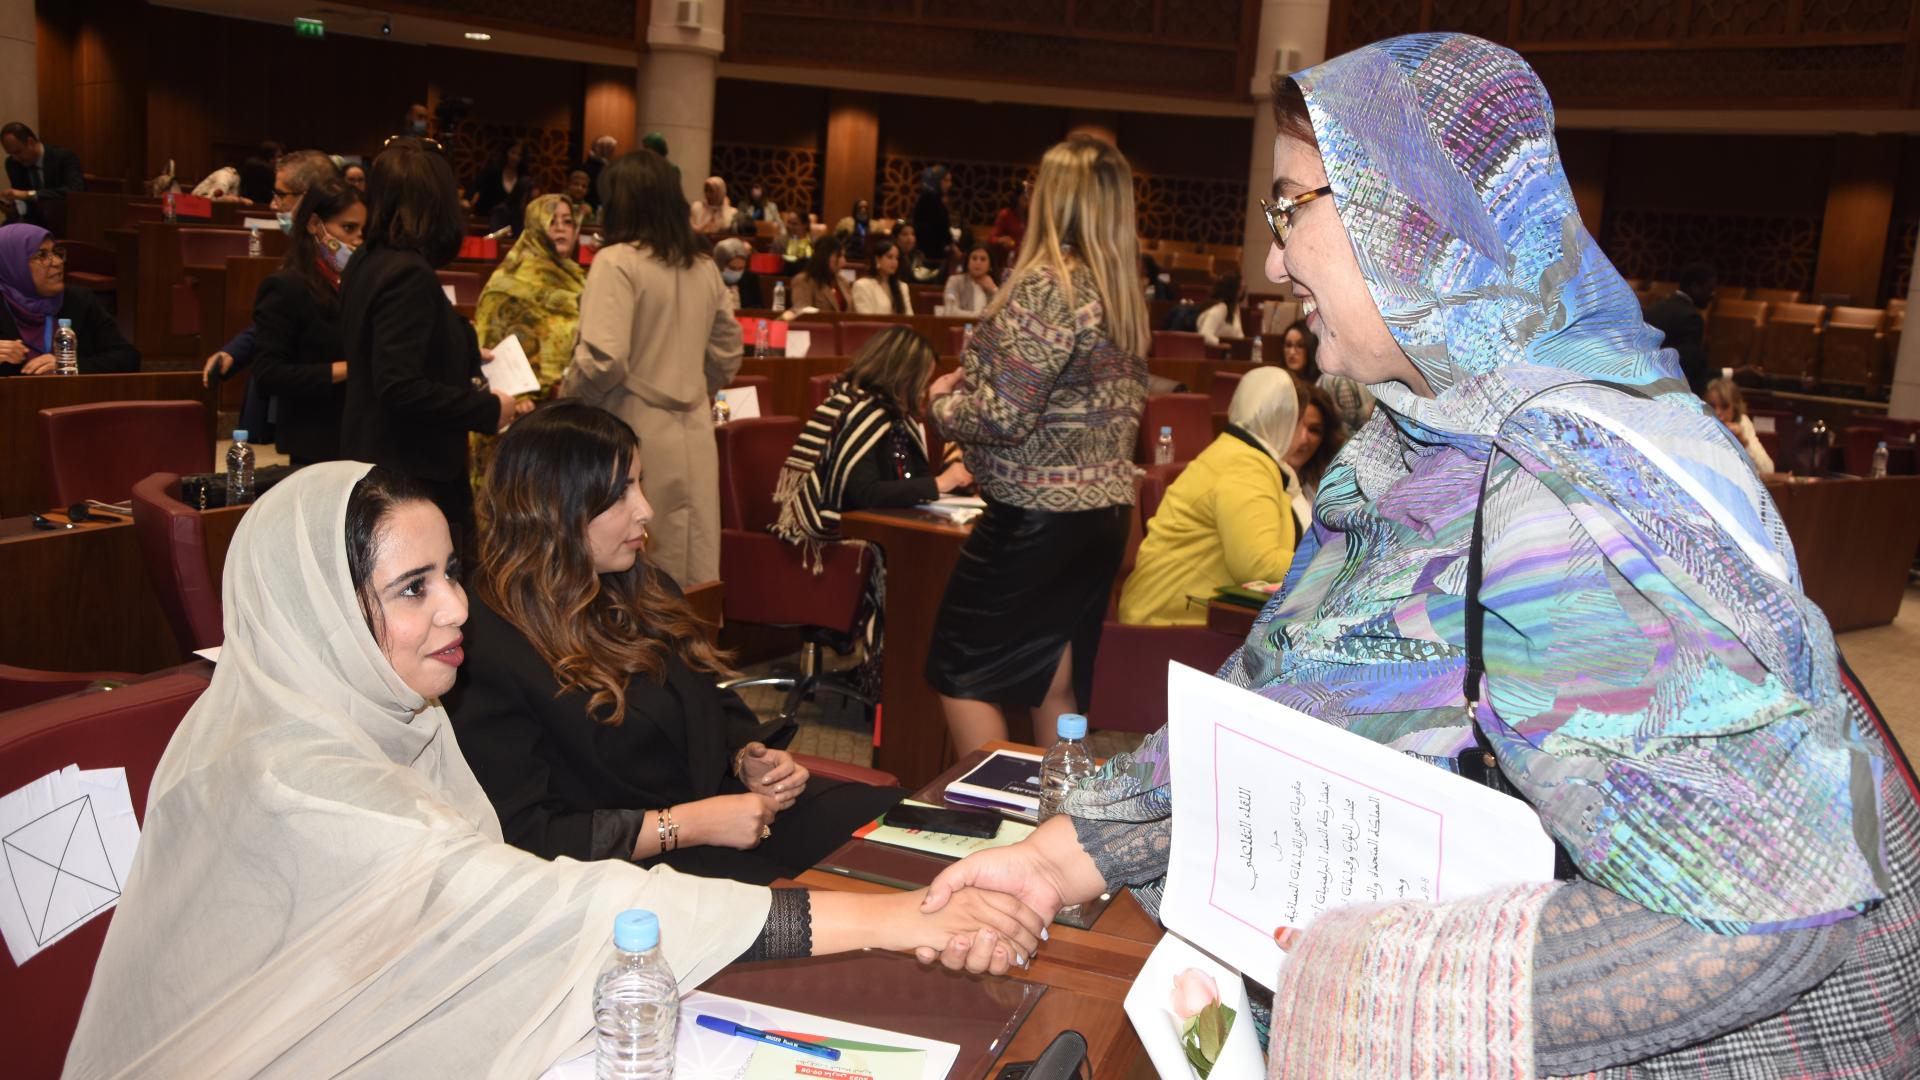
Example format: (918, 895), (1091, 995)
(444, 401), (902, 885)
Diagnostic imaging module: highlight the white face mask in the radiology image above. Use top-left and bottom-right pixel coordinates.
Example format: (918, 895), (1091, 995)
(721, 268), (744, 285)
(277, 212), (296, 233)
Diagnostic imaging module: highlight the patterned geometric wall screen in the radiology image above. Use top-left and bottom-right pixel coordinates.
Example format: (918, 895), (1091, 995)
(445, 122), (578, 204)
(1600, 211), (1823, 294)
(876, 155), (1249, 246)
(709, 144), (821, 218)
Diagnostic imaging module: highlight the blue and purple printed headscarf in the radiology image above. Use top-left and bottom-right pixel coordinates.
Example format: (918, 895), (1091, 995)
(1072, 34), (1886, 934)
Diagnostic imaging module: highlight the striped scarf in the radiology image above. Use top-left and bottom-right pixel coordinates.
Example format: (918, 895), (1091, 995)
(772, 385), (925, 569)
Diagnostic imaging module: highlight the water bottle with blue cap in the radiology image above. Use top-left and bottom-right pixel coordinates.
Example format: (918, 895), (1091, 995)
(594, 909), (678, 1079)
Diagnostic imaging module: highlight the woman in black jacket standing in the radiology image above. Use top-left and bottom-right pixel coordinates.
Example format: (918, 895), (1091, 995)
(340, 136), (528, 553)
(911, 165), (955, 269)
(248, 177), (361, 465)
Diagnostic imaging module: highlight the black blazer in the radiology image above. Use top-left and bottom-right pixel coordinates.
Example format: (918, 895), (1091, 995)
(911, 191), (953, 265)
(0, 284), (139, 376)
(5, 145), (86, 227)
(338, 246), (498, 484)
(733, 270), (766, 311)
(444, 588), (766, 862)
(841, 416), (938, 510)
(249, 270), (346, 463)
(1645, 292), (1708, 395)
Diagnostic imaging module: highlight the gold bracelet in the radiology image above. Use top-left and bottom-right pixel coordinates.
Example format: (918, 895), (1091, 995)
(655, 807), (679, 853)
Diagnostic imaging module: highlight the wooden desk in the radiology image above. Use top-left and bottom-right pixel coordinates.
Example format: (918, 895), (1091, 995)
(1206, 598), (1258, 639)
(839, 508), (973, 789)
(0, 505), (246, 673)
(0, 371), (218, 517)
(1766, 475), (1920, 631)
(796, 742), (1156, 1078)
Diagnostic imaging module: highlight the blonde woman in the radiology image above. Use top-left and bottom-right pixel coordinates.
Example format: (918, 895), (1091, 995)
(925, 135), (1151, 754)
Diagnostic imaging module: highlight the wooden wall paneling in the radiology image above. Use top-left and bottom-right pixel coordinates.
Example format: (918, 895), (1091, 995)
(821, 92), (880, 227)
(1813, 134), (1902, 306)
(583, 64), (639, 151)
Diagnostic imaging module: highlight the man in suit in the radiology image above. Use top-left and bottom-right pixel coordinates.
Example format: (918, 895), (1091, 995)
(2, 123), (87, 228)
(1645, 262), (1715, 396)
(581, 135), (616, 210)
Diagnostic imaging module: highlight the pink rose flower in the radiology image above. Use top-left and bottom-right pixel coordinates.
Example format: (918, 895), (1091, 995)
(1169, 967), (1220, 1021)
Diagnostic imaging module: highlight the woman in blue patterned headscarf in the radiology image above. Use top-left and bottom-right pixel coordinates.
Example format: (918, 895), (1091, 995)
(918, 33), (1916, 1078)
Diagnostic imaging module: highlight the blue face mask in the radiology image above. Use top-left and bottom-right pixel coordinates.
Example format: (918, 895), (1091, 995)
(721, 269), (744, 285)
(277, 212), (295, 233)
(410, 119), (429, 136)
(325, 238), (355, 273)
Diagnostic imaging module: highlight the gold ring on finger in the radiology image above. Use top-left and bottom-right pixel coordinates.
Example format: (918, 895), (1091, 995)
(760, 825), (771, 840)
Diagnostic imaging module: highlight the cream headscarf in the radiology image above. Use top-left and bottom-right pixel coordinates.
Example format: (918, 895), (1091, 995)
(1225, 366), (1309, 525)
(64, 462), (766, 1079)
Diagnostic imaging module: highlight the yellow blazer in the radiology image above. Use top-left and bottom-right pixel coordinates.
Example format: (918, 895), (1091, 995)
(1118, 429), (1300, 626)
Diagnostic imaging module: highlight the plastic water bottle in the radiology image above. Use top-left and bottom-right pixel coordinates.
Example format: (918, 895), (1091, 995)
(1806, 418), (1830, 477)
(771, 280), (787, 312)
(163, 191), (177, 222)
(594, 910), (678, 1080)
(754, 318), (770, 359)
(53, 319), (79, 376)
(225, 430), (256, 506)
(1870, 440), (1889, 479)
(1154, 426), (1175, 465)
(1038, 713), (1096, 823)
(711, 394), (731, 426)
(1250, 334), (1264, 365)
(247, 224), (262, 258)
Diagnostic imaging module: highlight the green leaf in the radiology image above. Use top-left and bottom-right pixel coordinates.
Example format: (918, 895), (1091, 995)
(1181, 1030), (1214, 1078)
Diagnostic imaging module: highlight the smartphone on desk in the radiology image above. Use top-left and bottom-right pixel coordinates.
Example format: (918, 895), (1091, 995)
(883, 804), (1001, 839)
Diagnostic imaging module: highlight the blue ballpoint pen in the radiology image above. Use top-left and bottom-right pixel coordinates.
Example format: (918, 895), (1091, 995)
(696, 1014), (843, 1061)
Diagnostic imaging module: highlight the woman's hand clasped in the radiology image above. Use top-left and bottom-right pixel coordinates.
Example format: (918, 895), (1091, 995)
(735, 742), (809, 812)
(891, 888), (1046, 975)
(928, 369), (963, 399)
(680, 793), (779, 850)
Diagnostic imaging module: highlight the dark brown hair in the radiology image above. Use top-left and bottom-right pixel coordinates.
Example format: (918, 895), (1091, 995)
(345, 466), (439, 646)
(839, 325), (937, 420)
(863, 239), (909, 314)
(1272, 76), (1318, 146)
(599, 150), (700, 269)
(802, 234), (843, 286)
(478, 402), (733, 724)
(364, 137), (465, 267)
(1290, 375), (1347, 493)
(283, 177), (362, 315)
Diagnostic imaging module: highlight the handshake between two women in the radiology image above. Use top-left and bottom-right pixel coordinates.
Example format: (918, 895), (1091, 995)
(910, 815), (1109, 973)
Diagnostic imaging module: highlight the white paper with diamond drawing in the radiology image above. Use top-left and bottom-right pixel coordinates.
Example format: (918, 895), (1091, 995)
(0, 765), (140, 965)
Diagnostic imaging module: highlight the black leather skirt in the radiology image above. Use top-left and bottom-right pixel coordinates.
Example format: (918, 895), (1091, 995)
(925, 499), (1131, 708)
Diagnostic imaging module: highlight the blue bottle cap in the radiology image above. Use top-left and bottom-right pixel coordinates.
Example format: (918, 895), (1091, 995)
(58, 318), (72, 328)
(614, 909), (660, 952)
(1056, 713), (1087, 740)
(1159, 426), (1172, 436)
(232, 430), (248, 443)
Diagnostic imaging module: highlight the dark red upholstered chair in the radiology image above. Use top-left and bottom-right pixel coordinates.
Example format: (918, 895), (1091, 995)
(38, 401), (212, 507)
(176, 227), (249, 267)
(131, 472), (223, 659)
(1136, 393), (1213, 465)
(0, 671), (213, 1079)
(714, 418), (876, 724)
(837, 321), (895, 357)
(788, 321), (840, 356)
(0, 665), (138, 712)
(1152, 331), (1210, 359)
(808, 372), (839, 411)
(1088, 624), (1243, 732)
(61, 240), (118, 301)
(436, 270), (484, 306)
(1208, 369), (1243, 414)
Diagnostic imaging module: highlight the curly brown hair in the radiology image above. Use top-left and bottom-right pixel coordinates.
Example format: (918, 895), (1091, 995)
(477, 402), (734, 724)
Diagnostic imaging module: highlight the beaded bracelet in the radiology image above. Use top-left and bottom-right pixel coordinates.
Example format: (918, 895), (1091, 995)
(655, 807), (679, 852)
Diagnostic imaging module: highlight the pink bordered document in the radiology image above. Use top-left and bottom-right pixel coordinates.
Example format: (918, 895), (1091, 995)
(1160, 663), (1556, 990)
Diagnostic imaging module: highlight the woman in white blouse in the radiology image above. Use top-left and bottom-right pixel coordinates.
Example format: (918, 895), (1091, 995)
(850, 237), (914, 315)
(942, 242), (998, 316)
(1196, 272), (1245, 347)
(1705, 377), (1776, 474)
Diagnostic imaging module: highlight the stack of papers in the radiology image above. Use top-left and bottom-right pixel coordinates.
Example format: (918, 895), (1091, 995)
(0, 765), (140, 965)
(481, 333), (541, 398)
(942, 750), (1042, 820)
(917, 495), (986, 525)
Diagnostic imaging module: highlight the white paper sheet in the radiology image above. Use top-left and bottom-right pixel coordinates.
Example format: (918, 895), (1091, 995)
(0, 765), (141, 965)
(1162, 663), (1556, 990)
(715, 386), (761, 420)
(192, 646), (222, 663)
(540, 990), (960, 1079)
(482, 333), (542, 398)
(1125, 932), (1266, 1080)
(916, 495), (985, 525)
(785, 330), (811, 358)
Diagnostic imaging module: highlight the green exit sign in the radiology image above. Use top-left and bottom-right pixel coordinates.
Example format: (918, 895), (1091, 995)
(294, 17), (324, 39)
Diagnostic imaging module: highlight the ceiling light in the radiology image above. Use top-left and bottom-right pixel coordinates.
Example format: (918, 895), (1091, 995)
(464, 31), (492, 41)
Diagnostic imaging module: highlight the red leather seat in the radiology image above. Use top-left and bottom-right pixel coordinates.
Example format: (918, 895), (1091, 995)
(1088, 623), (1243, 732)
(0, 671), (212, 1079)
(61, 240), (118, 299)
(1153, 331), (1210, 359)
(789, 321), (840, 355)
(38, 401), (212, 507)
(837, 321), (895, 357)
(809, 372), (839, 411)
(0, 665), (138, 712)
(1208, 369), (1243, 414)
(131, 472), (223, 659)
(1136, 393), (1212, 465)
(715, 418), (874, 723)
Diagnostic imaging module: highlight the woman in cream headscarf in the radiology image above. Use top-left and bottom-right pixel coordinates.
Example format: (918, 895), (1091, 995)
(470, 193), (586, 492)
(1118, 366), (1303, 626)
(689, 175), (734, 238)
(63, 462), (1041, 1079)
